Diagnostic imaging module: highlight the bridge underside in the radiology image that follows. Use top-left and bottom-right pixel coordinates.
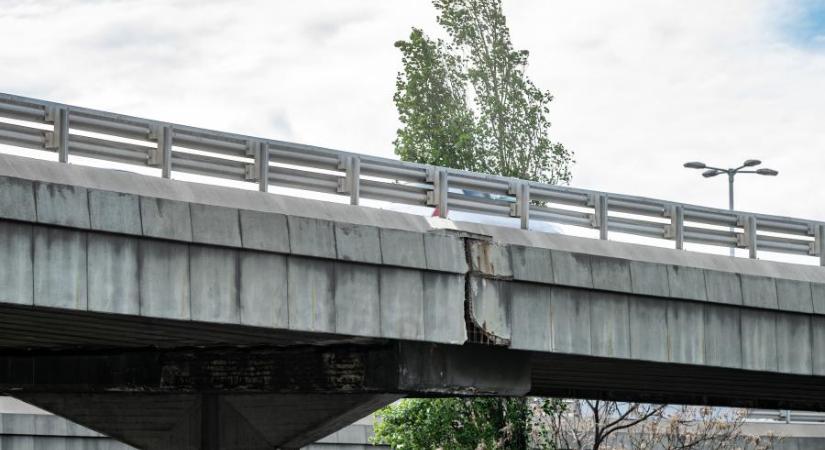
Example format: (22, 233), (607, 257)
(3, 305), (825, 449)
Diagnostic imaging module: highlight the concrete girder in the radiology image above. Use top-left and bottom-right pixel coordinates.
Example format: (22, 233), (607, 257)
(0, 344), (531, 397)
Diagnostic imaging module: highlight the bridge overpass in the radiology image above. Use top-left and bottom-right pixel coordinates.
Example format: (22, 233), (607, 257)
(1, 93), (825, 449)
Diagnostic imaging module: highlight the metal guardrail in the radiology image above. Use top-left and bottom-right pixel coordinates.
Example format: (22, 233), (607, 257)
(748, 410), (825, 424)
(0, 92), (823, 265)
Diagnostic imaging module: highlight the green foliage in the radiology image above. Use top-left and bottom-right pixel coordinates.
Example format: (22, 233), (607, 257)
(373, 398), (531, 450)
(393, 0), (573, 184)
(393, 29), (482, 172)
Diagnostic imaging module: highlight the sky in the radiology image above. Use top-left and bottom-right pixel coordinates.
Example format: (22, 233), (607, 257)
(0, 0), (824, 229)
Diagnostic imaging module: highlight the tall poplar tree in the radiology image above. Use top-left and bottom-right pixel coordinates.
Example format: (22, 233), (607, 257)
(393, 0), (573, 184)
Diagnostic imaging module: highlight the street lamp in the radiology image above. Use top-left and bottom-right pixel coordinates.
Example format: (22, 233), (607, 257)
(683, 159), (779, 256)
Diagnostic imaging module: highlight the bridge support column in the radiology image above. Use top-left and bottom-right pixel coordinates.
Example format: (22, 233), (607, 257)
(15, 392), (397, 450)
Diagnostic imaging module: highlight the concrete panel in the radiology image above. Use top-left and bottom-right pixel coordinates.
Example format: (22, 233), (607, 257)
(33, 227), (87, 310)
(1, 411), (35, 434)
(666, 301), (704, 365)
(469, 277), (511, 342)
(589, 292), (630, 358)
(35, 182), (90, 229)
(287, 257), (335, 333)
(550, 251), (593, 288)
(812, 283), (825, 315)
(239, 252), (288, 328)
(550, 287), (591, 354)
(423, 233), (467, 273)
(510, 246), (553, 284)
(776, 313), (813, 375)
(239, 210), (289, 253)
(334, 223), (381, 264)
(511, 283), (552, 351)
(776, 279), (814, 313)
(34, 414), (68, 436)
(0, 177), (35, 221)
(379, 268), (424, 340)
(741, 275), (779, 309)
(139, 197), (192, 241)
(590, 257), (632, 293)
(0, 222), (33, 305)
(287, 216), (336, 259)
(334, 264), (380, 337)
(1, 436), (34, 450)
(704, 305), (742, 369)
(87, 234), (139, 315)
(629, 297), (668, 362)
(629, 262), (669, 297)
(704, 270), (743, 305)
(332, 425), (368, 445)
(88, 190), (141, 235)
(190, 204), (241, 247)
(774, 439), (800, 450)
(666, 265), (707, 301)
(380, 229), (426, 269)
(422, 272), (467, 344)
(811, 316), (825, 376)
(468, 241), (512, 277)
(190, 246), (240, 324)
(740, 309), (777, 372)
(138, 240), (190, 320)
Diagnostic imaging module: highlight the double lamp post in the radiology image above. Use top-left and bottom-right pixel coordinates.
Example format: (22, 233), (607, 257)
(683, 159), (778, 256)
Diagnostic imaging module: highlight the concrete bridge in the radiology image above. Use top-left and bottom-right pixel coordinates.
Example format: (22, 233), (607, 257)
(2, 94), (825, 449)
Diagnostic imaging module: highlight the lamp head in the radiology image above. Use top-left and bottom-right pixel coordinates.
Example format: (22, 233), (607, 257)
(756, 168), (778, 176)
(743, 159), (762, 167)
(684, 161), (706, 169)
(702, 169), (723, 178)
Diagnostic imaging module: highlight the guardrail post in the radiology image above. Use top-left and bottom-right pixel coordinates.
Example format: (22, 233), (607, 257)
(592, 193), (608, 240)
(426, 168), (448, 218)
(149, 125), (173, 178)
(666, 205), (685, 250)
(46, 107), (69, 162)
(509, 182), (530, 230)
(245, 141), (269, 192)
(817, 224), (825, 267)
(337, 155), (360, 205)
(746, 216), (758, 259)
(258, 141), (269, 192)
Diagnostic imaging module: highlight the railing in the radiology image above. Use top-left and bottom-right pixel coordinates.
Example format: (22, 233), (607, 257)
(0, 92), (823, 266)
(748, 409), (825, 424)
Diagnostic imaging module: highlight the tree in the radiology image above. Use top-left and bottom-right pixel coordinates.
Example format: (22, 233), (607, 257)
(393, 0), (573, 184)
(625, 405), (780, 450)
(393, 29), (481, 173)
(541, 400), (665, 450)
(534, 400), (780, 450)
(381, 1), (570, 447)
(373, 397), (561, 449)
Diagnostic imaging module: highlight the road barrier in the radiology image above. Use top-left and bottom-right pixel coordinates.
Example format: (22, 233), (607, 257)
(1, 92), (823, 265)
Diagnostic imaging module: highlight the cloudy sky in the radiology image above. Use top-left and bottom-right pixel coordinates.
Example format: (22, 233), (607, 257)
(1, 0), (824, 222)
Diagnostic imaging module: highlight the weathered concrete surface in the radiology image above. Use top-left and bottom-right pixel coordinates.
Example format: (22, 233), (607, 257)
(0, 155), (468, 347)
(465, 236), (825, 380)
(0, 343), (530, 397)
